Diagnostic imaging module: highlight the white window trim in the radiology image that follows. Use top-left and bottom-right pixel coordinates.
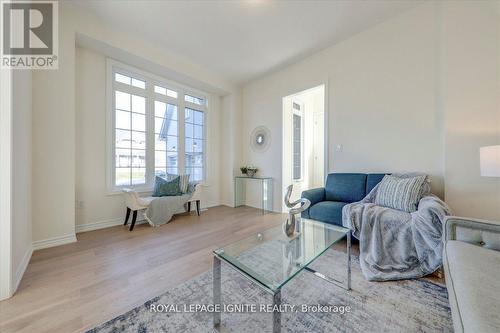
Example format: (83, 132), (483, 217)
(106, 58), (209, 194)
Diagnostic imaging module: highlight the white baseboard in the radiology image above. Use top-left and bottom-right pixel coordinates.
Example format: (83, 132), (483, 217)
(76, 217), (147, 234)
(76, 203), (220, 234)
(220, 201), (235, 208)
(13, 246), (32, 292)
(234, 203), (281, 213)
(194, 201), (218, 210)
(32, 234), (77, 251)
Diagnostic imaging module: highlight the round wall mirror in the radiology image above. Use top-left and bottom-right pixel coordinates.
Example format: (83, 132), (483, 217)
(250, 126), (271, 152)
(256, 134), (265, 145)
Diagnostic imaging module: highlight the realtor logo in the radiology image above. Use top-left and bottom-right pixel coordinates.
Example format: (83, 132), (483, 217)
(1, 0), (58, 69)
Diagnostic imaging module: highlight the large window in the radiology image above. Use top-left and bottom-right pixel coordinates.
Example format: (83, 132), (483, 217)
(154, 101), (179, 176)
(108, 60), (207, 191)
(184, 108), (205, 182)
(114, 78), (147, 186)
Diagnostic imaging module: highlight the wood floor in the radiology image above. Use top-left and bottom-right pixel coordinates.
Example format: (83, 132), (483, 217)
(0, 206), (439, 333)
(0, 206), (290, 333)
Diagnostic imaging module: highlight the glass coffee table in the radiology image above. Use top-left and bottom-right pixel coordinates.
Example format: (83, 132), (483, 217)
(212, 218), (351, 333)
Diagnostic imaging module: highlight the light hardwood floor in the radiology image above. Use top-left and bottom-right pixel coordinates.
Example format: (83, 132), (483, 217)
(0, 205), (439, 333)
(0, 206), (294, 333)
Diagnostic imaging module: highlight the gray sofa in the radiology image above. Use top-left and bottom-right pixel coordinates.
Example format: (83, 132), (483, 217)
(443, 216), (500, 332)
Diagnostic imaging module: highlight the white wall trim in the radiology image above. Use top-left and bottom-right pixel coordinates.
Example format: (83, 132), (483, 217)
(76, 217), (147, 233)
(76, 204), (217, 234)
(32, 234), (77, 251)
(0, 67), (13, 300)
(105, 58), (211, 194)
(281, 82), (328, 212)
(198, 200), (219, 210)
(322, 80), (330, 175)
(13, 246), (32, 293)
(238, 202), (282, 214)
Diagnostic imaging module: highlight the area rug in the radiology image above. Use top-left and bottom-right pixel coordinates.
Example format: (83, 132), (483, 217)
(87, 249), (453, 332)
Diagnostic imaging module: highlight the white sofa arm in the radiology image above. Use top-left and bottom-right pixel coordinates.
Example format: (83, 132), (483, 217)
(190, 183), (202, 201)
(122, 188), (153, 210)
(444, 216), (500, 251)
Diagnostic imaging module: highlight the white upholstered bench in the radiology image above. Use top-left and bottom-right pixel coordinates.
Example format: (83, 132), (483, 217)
(122, 184), (202, 231)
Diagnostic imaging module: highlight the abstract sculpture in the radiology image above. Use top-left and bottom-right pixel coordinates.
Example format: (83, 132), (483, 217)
(283, 185), (311, 237)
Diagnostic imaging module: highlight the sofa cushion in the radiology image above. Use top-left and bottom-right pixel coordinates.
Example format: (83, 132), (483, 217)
(366, 173), (387, 194)
(325, 173), (367, 203)
(308, 201), (347, 226)
(444, 241), (500, 333)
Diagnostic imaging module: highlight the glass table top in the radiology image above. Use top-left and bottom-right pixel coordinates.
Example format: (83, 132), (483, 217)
(213, 218), (349, 292)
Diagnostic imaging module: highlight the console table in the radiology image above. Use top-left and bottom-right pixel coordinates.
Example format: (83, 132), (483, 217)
(234, 176), (273, 214)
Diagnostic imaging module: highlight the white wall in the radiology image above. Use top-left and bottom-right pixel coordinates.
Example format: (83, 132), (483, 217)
(0, 68), (13, 300)
(242, 1), (500, 220)
(75, 47), (123, 228)
(220, 91), (243, 207)
(32, 0), (500, 244)
(282, 86), (324, 206)
(311, 89), (325, 188)
(75, 45), (226, 229)
(442, 1), (500, 220)
(32, 3), (77, 244)
(0, 20), (33, 301)
(12, 70), (33, 290)
(243, 3), (444, 212)
(33, 2), (240, 241)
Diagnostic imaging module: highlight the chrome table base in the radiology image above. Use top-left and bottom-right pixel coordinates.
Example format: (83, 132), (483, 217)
(304, 231), (351, 290)
(212, 232), (351, 332)
(213, 254), (282, 333)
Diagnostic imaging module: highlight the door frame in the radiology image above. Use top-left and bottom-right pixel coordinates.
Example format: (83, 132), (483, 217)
(0, 67), (13, 300)
(281, 82), (328, 213)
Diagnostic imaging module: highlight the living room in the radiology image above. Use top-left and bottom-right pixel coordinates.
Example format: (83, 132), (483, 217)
(1, 1), (499, 332)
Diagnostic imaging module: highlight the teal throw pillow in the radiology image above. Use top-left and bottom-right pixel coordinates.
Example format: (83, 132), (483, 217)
(153, 176), (182, 197)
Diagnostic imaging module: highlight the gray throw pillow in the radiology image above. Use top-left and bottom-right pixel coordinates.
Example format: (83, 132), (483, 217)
(374, 175), (427, 212)
(152, 176), (182, 197)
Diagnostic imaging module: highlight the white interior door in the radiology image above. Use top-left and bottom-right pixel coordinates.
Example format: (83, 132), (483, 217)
(282, 84), (325, 212)
(312, 111), (325, 188)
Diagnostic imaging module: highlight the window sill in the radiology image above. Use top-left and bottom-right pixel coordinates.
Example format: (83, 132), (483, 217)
(106, 188), (153, 196)
(106, 181), (209, 196)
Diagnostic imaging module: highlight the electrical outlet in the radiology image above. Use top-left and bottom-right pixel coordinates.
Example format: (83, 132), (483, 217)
(336, 144), (343, 152)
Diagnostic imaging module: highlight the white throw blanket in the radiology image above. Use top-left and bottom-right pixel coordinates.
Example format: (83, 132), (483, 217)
(144, 193), (192, 227)
(342, 183), (451, 281)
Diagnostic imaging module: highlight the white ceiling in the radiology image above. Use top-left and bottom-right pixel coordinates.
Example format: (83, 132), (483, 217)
(71, 0), (421, 85)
